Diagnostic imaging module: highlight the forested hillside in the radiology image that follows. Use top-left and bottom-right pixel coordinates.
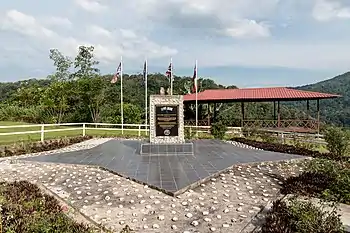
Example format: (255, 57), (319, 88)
(296, 72), (350, 126)
(0, 45), (347, 126)
(0, 45), (227, 125)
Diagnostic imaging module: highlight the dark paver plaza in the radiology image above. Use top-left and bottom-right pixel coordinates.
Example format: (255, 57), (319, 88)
(23, 139), (303, 195)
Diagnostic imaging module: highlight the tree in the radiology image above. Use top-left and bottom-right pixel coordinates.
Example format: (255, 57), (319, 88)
(40, 81), (72, 123)
(124, 103), (142, 124)
(76, 77), (106, 123)
(49, 49), (73, 81)
(74, 45), (99, 78)
(100, 103), (142, 124)
(10, 85), (43, 108)
(324, 127), (350, 157)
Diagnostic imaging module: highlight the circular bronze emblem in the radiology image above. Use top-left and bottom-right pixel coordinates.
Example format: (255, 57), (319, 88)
(164, 129), (171, 136)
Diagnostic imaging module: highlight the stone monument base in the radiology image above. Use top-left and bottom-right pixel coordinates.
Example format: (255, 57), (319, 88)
(140, 142), (194, 156)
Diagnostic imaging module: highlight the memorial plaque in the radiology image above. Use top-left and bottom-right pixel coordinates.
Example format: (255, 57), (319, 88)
(149, 95), (185, 144)
(155, 105), (178, 136)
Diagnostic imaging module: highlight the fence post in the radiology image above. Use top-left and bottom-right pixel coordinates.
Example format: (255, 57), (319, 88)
(41, 125), (45, 142)
(83, 123), (86, 136)
(281, 133), (284, 143)
(138, 125), (141, 137)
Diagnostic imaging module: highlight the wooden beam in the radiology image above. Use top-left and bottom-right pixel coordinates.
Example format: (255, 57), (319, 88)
(277, 101), (281, 128)
(241, 102), (245, 127)
(213, 103), (217, 123)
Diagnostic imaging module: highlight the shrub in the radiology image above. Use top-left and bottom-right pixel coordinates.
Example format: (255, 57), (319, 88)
(308, 159), (350, 204)
(282, 159), (350, 204)
(0, 135), (92, 157)
(324, 127), (350, 158)
(242, 127), (259, 138)
(0, 105), (45, 123)
(259, 131), (278, 143)
(290, 133), (316, 151)
(184, 127), (196, 139)
(232, 137), (348, 161)
(100, 103), (142, 124)
(0, 181), (93, 232)
(261, 198), (344, 233)
(211, 121), (227, 140)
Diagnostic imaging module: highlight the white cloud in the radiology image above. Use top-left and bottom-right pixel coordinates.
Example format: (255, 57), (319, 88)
(74, 0), (107, 13)
(0, 10), (177, 64)
(44, 16), (72, 28)
(87, 25), (112, 38)
(312, 0), (350, 21)
(0, 10), (55, 38)
(120, 29), (138, 39)
(2, 0), (350, 81)
(179, 41), (350, 71)
(131, 0), (275, 38)
(223, 19), (270, 38)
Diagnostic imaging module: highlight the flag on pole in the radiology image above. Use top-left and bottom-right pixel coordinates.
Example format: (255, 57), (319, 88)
(166, 59), (173, 95)
(165, 62), (172, 80)
(111, 62), (121, 83)
(120, 57), (124, 134)
(195, 60), (198, 136)
(142, 60), (147, 85)
(192, 63), (197, 93)
(143, 59), (148, 135)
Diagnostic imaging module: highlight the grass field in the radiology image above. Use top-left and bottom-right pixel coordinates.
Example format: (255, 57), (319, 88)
(0, 121), (147, 145)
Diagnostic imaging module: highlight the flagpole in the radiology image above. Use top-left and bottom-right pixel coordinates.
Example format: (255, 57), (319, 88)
(195, 60), (198, 136)
(120, 56), (124, 134)
(145, 59), (148, 136)
(170, 57), (173, 95)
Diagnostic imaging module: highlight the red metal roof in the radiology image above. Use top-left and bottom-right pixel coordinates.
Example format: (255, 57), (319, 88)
(183, 87), (340, 102)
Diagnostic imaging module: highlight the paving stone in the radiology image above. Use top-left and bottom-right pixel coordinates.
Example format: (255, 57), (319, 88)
(0, 138), (306, 233)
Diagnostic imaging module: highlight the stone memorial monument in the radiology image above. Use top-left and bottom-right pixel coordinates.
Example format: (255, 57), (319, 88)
(140, 88), (193, 155)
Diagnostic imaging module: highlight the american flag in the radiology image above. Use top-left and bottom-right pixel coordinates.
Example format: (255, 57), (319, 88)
(165, 62), (172, 79)
(192, 63), (197, 93)
(111, 62), (121, 83)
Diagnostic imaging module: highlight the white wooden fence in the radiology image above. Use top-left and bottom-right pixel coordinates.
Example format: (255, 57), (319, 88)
(0, 122), (325, 144)
(0, 123), (243, 142)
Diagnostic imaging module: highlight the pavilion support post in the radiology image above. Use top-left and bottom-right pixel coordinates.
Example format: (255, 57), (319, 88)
(273, 101), (276, 122)
(213, 103), (217, 123)
(306, 100), (310, 119)
(277, 101), (281, 128)
(317, 99), (320, 136)
(241, 102), (245, 127)
(207, 103), (210, 126)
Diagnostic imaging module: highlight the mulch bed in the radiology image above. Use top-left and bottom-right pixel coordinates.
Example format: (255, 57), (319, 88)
(232, 137), (347, 161)
(0, 135), (93, 158)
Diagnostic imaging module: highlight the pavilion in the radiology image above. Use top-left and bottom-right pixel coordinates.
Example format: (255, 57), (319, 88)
(183, 87), (340, 134)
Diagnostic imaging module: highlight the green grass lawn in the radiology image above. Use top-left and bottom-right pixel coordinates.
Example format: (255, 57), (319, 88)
(0, 121), (147, 145)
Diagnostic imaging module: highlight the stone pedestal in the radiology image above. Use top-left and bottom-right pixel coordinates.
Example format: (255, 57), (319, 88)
(149, 95), (185, 144)
(141, 95), (193, 155)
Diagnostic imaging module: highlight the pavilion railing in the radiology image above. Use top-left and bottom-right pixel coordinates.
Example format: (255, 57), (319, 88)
(242, 119), (319, 131)
(184, 120), (210, 126)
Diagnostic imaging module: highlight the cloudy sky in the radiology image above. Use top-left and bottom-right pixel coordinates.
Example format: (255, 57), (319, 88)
(0, 0), (350, 87)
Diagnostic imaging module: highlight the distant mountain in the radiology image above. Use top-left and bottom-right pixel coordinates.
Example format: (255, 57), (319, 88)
(296, 72), (350, 126)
